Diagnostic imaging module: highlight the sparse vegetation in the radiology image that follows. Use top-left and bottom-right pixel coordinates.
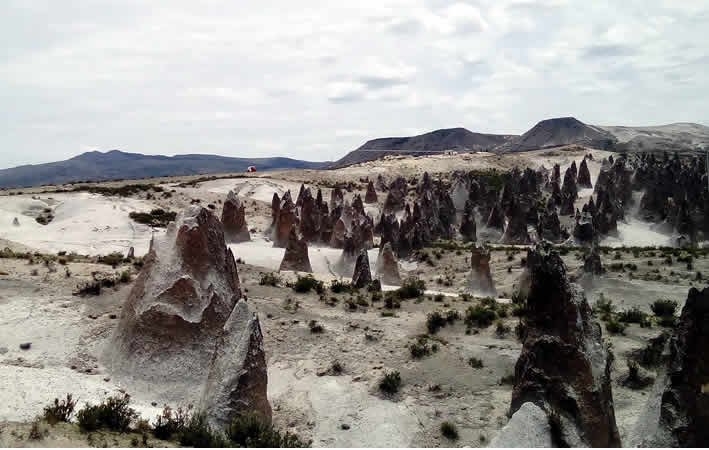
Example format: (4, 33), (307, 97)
(379, 370), (402, 394)
(440, 421), (459, 440)
(288, 274), (324, 294)
(650, 299), (678, 317)
(43, 394), (77, 425)
(468, 356), (484, 368)
(309, 320), (324, 333)
(128, 209), (176, 228)
(76, 394), (138, 433)
(259, 272), (281, 287)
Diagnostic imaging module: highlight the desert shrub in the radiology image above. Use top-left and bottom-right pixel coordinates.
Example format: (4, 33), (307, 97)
(635, 332), (669, 367)
(330, 279), (353, 294)
(152, 406), (189, 440)
(468, 356), (484, 368)
(396, 277), (426, 299)
(97, 252), (125, 268)
(606, 319), (626, 335)
(593, 294), (615, 321)
(288, 275), (324, 294)
(495, 320), (511, 338)
(624, 359), (654, 389)
(330, 360), (344, 375)
(384, 293), (401, 309)
(379, 370), (402, 394)
(433, 293), (444, 302)
(128, 209), (176, 228)
(29, 419), (44, 440)
(76, 394), (137, 433)
(651, 299), (678, 317)
(73, 280), (102, 296)
(178, 412), (229, 447)
(409, 336), (432, 359)
(426, 311), (447, 334)
(445, 310), (460, 323)
(464, 305), (496, 328)
(658, 315), (677, 328)
(259, 272), (281, 287)
(617, 307), (647, 324)
(370, 291), (382, 302)
(309, 320), (324, 333)
(119, 270), (132, 283)
(440, 421), (459, 440)
(43, 394), (77, 425)
(226, 412), (309, 448)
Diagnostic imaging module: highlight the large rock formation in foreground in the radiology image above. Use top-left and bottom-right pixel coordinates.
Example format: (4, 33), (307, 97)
(222, 190), (251, 243)
(633, 287), (709, 447)
(510, 243), (620, 447)
(106, 206), (270, 424)
(469, 244), (495, 296)
(279, 227), (312, 272)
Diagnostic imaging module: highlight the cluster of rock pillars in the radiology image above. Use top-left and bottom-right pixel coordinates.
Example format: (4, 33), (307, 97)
(104, 152), (708, 445)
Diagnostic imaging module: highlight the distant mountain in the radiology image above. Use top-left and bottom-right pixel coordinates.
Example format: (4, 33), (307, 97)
(495, 117), (616, 153)
(331, 128), (517, 168)
(598, 123), (709, 153)
(0, 150), (329, 188)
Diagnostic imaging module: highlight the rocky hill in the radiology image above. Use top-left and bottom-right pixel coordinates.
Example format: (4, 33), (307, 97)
(0, 150), (328, 188)
(495, 117), (616, 153)
(331, 128), (516, 168)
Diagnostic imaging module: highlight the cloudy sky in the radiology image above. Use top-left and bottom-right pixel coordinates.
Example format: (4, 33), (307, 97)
(2, 0), (708, 168)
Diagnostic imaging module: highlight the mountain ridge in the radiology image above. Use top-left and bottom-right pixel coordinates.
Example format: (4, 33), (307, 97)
(0, 150), (329, 188)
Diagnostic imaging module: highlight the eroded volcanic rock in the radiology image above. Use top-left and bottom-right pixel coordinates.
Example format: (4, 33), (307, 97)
(486, 203), (505, 231)
(351, 250), (372, 288)
(460, 199), (477, 242)
(200, 301), (272, 427)
(364, 181), (378, 203)
(375, 242), (401, 285)
(107, 206), (270, 424)
(577, 159), (592, 188)
(583, 242), (603, 275)
(268, 192), (280, 234)
(272, 190), (299, 248)
(501, 201), (531, 244)
(573, 213), (595, 244)
(222, 190), (251, 243)
(511, 243), (620, 447)
(279, 227), (312, 272)
(469, 243), (495, 296)
(634, 287), (709, 446)
(12, 217), (19, 226)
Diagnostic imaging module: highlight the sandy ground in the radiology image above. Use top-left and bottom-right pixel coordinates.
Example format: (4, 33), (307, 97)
(0, 149), (702, 447)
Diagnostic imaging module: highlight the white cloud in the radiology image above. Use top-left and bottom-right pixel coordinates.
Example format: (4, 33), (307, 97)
(0, 0), (708, 168)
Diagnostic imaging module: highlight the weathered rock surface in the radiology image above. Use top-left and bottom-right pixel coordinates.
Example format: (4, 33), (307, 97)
(490, 402), (552, 448)
(200, 301), (272, 427)
(364, 181), (378, 203)
(351, 250), (372, 289)
(126, 246), (135, 259)
(501, 201), (531, 244)
(107, 206), (270, 425)
(469, 244), (495, 296)
(459, 199), (477, 242)
(272, 191), (299, 248)
(375, 242), (401, 285)
(222, 191), (251, 243)
(511, 243), (620, 447)
(633, 287), (709, 447)
(577, 159), (592, 188)
(583, 243), (603, 275)
(279, 227), (312, 272)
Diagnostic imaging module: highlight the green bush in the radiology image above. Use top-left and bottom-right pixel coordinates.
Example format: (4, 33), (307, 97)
(178, 412), (229, 447)
(468, 356), (484, 368)
(288, 275), (324, 294)
(152, 406), (189, 441)
(309, 320), (324, 333)
(651, 299), (678, 317)
(396, 278), (426, 299)
(464, 305), (497, 328)
(495, 320), (511, 337)
(379, 370), (402, 394)
(426, 311), (447, 334)
(43, 394), (77, 425)
(330, 279), (353, 294)
(128, 209), (176, 228)
(617, 307), (647, 324)
(259, 272), (281, 287)
(593, 294), (615, 321)
(409, 336), (432, 359)
(440, 421), (459, 440)
(605, 319), (626, 335)
(76, 394), (137, 432)
(97, 252), (125, 268)
(226, 412), (309, 448)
